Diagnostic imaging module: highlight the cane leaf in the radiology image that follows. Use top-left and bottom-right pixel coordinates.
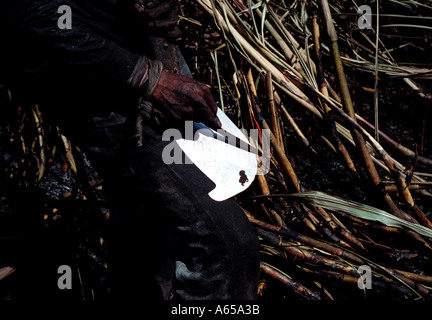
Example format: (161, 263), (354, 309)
(286, 191), (432, 238)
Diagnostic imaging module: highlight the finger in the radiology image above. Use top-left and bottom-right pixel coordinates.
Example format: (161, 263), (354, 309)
(172, 105), (193, 122)
(195, 101), (221, 129)
(144, 1), (177, 20)
(158, 102), (193, 123)
(203, 93), (221, 129)
(200, 111), (221, 129)
(208, 114), (222, 130)
(203, 88), (218, 115)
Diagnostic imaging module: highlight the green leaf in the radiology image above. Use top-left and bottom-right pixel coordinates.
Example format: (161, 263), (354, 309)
(286, 191), (432, 238)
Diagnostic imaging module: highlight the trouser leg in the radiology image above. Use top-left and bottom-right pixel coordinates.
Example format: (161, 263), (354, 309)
(128, 139), (260, 299)
(82, 123), (260, 300)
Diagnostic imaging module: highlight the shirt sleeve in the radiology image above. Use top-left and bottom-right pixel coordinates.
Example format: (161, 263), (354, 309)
(0, 0), (143, 94)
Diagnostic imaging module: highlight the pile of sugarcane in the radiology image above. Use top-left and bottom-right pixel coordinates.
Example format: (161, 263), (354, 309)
(184, 0), (432, 299)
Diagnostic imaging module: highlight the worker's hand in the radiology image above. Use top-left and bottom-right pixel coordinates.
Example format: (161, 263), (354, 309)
(151, 71), (222, 129)
(131, 0), (180, 36)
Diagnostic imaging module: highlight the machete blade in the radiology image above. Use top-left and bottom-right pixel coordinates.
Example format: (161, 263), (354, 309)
(175, 109), (258, 201)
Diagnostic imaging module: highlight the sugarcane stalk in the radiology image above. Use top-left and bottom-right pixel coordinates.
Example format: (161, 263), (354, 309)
(359, 238), (419, 261)
(373, 0), (381, 142)
(264, 3), (317, 81)
(254, 2), (317, 80)
(261, 224), (426, 297)
(198, 0), (323, 118)
(279, 103), (311, 149)
(396, 270), (432, 286)
(325, 80), (342, 104)
(302, 267), (360, 285)
(247, 68), (365, 249)
(319, 0), (432, 231)
(302, 267), (413, 296)
(247, 214), (365, 265)
(274, 86), (316, 153)
(193, 0), (432, 298)
(254, 4), (296, 66)
(248, 44), (432, 249)
(265, 72), (284, 151)
(257, 228), (359, 276)
(270, 158), (289, 192)
(320, 135), (337, 153)
(200, 0), (429, 224)
(311, 14), (358, 176)
(299, 203), (351, 247)
(256, 174), (271, 196)
(260, 262), (321, 300)
(294, 202), (319, 233)
(264, 115), (303, 189)
(245, 69), (302, 192)
(269, 208), (286, 228)
(315, 205), (366, 251)
(336, 210), (400, 234)
(58, 128), (77, 174)
(356, 115), (432, 168)
(18, 112), (27, 154)
(329, 113), (432, 238)
(271, 53), (425, 213)
(374, 264), (428, 298)
(31, 105), (46, 183)
(385, 185), (425, 192)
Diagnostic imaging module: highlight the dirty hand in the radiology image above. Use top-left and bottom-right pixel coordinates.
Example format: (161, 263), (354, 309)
(151, 71), (222, 129)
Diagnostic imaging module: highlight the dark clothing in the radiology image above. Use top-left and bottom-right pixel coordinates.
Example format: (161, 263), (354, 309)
(0, 0), (260, 300)
(0, 0), (143, 129)
(0, 0), (138, 93)
(87, 121), (260, 300)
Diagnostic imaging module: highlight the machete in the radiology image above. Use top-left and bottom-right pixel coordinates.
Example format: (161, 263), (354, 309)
(148, 35), (259, 201)
(176, 109), (258, 201)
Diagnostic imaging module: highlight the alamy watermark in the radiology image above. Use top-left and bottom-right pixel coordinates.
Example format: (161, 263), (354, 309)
(161, 122), (271, 176)
(357, 265), (372, 290)
(57, 265), (72, 290)
(57, 5), (72, 30)
(357, 5), (373, 30)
